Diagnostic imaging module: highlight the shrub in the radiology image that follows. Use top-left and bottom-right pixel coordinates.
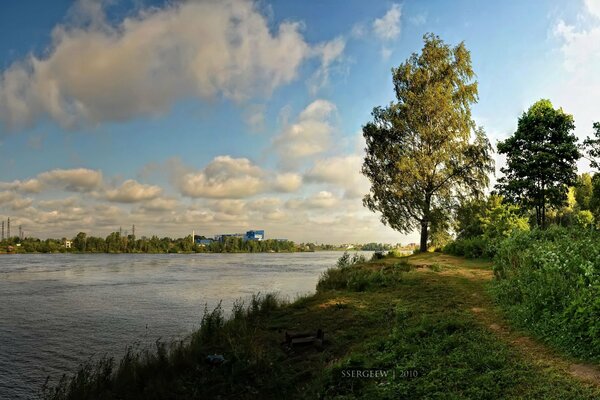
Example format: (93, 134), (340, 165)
(317, 253), (404, 292)
(443, 236), (496, 259)
(492, 227), (600, 362)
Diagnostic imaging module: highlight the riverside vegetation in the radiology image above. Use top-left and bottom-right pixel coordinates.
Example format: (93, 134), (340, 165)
(41, 250), (600, 399)
(0, 233), (397, 254)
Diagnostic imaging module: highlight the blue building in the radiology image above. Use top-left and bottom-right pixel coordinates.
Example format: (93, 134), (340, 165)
(244, 230), (265, 241)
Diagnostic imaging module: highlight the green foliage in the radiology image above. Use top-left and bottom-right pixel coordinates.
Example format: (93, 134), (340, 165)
(317, 253), (403, 292)
(582, 121), (600, 170)
(492, 227), (600, 362)
(496, 99), (580, 228)
(2, 233), (297, 254)
(446, 194), (529, 259)
(362, 33), (493, 252)
(574, 173), (593, 210)
(455, 195), (528, 240)
(335, 251), (367, 268)
(574, 210), (594, 228)
(478, 195), (529, 238)
(443, 236), (496, 259)
(589, 173), (600, 224)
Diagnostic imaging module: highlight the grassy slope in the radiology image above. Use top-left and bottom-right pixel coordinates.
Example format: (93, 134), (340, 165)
(44, 253), (600, 399)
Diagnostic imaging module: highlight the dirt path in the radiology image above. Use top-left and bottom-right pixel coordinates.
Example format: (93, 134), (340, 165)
(407, 253), (600, 388)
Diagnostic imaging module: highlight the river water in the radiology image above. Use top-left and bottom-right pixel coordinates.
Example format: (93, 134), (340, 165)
(0, 251), (367, 399)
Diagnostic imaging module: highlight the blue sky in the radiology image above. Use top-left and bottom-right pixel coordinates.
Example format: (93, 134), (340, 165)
(0, 0), (599, 243)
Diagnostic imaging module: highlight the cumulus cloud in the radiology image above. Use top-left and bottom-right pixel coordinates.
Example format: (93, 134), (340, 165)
(0, 179), (43, 193)
(305, 154), (369, 198)
(105, 179), (162, 203)
(177, 156), (266, 199)
(37, 168), (103, 192)
(37, 197), (80, 210)
(1, 168), (102, 193)
(373, 4), (402, 40)
(272, 172), (303, 192)
(287, 191), (340, 210)
(0, 191), (33, 210)
(552, 0), (600, 142)
(0, 0), (344, 131)
(273, 99), (337, 167)
(136, 197), (179, 213)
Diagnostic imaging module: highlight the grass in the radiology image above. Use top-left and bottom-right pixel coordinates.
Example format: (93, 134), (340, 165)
(42, 252), (600, 399)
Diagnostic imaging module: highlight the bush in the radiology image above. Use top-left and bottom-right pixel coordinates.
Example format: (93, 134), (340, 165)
(317, 253), (404, 292)
(443, 236), (496, 259)
(492, 227), (600, 362)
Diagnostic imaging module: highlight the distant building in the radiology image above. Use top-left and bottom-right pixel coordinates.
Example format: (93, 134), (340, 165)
(214, 233), (245, 242)
(212, 230), (265, 243)
(244, 230), (264, 241)
(64, 240), (72, 249)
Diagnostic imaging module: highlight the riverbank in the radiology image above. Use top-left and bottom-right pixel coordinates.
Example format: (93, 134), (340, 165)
(42, 252), (600, 399)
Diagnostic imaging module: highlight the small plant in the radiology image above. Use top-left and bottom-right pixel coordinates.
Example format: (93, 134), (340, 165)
(429, 263), (443, 272)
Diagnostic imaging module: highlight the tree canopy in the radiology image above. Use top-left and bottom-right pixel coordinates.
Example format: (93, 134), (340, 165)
(362, 33), (494, 252)
(495, 99), (580, 228)
(582, 122), (600, 170)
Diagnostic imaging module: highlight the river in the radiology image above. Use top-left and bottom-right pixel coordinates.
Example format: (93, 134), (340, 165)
(0, 251), (370, 399)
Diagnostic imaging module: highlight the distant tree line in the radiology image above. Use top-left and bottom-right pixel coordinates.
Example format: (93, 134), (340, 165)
(0, 233), (399, 254)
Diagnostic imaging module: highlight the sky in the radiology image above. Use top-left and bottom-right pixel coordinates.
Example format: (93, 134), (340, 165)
(0, 0), (599, 243)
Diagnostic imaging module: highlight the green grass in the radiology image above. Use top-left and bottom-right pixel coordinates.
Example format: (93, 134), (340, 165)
(42, 253), (600, 399)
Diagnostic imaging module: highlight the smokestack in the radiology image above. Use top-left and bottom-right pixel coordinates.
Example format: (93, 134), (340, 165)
(1, 221), (4, 241)
(7, 217), (10, 238)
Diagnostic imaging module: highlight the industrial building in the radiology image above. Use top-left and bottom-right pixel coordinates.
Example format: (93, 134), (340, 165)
(194, 230), (265, 245)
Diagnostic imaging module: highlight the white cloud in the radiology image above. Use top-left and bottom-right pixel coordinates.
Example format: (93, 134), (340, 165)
(585, 0), (600, 19)
(373, 4), (402, 40)
(0, 191), (33, 210)
(37, 168), (103, 192)
(177, 156), (266, 199)
(552, 1), (600, 145)
(273, 100), (337, 166)
(272, 172), (303, 192)
(305, 154), (369, 198)
(0, 0), (343, 130)
(247, 197), (282, 212)
(105, 179), (162, 203)
(287, 191), (340, 210)
(308, 36), (346, 94)
(136, 197), (179, 213)
(0, 179), (43, 193)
